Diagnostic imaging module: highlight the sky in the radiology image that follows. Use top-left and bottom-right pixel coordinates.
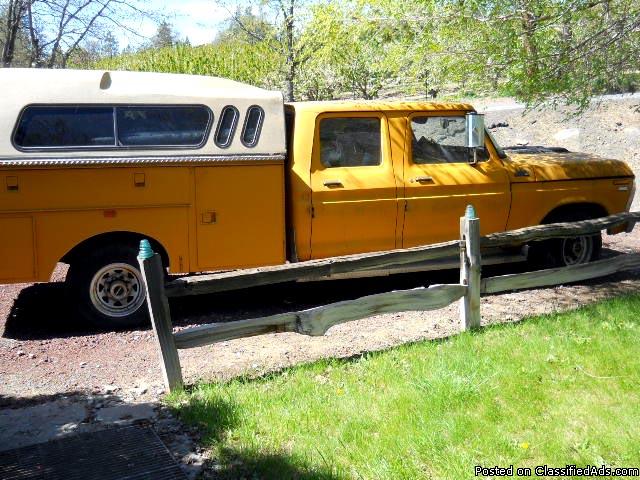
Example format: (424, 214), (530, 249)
(118, 0), (233, 48)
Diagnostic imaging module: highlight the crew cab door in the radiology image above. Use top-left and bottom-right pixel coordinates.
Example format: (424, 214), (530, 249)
(401, 112), (510, 247)
(310, 112), (398, 258)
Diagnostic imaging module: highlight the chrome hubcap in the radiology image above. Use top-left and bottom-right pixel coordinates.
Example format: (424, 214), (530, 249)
(89, 263), (145, 318)
(561, 236), (593, 266)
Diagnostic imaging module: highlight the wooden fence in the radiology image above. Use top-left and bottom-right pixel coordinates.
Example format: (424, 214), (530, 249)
(138, 209), (640, 392)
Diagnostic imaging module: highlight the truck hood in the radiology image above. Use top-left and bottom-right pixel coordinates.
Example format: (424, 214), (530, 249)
(503, 148), (635, 182)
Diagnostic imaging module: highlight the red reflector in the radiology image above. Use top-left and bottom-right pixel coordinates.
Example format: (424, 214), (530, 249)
(103, 209), (117, 218)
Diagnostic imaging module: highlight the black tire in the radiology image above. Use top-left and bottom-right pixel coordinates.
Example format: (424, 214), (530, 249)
(67, 244), (150, 329)
(528, 211), (602, 268)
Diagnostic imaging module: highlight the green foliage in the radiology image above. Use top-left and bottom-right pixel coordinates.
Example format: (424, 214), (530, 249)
(426, 0), (640, 106)
(301, 2), (402, 99)
(93, 41), (282, 89)
(83, 0), (638, 107)
(168, 294), (640, 479)
(215, 8), (276, 46)
(301, 0), (640, 105)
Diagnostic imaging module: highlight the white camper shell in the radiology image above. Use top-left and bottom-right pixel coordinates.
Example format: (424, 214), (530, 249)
(0, 69), (286, 166)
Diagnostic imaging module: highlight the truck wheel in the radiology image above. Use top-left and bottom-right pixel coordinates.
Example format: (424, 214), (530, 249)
(67, 244), (149, 329)
(528, 212), (602, 268)
(557, 234), (601, 266)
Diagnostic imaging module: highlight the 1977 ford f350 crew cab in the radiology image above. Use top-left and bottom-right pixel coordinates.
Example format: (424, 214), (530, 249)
(0, 69), (635, 327)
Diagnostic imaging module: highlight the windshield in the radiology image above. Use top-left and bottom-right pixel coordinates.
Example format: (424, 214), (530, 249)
(485, 128), (507, 159)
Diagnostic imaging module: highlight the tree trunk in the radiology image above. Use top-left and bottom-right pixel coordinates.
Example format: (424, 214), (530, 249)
(27, 2), (41, 67)
(1, 0), (28, 67)
(284, 0), (295, 102)
(285, 64), (295, 102)
(521, 6), (539, 79)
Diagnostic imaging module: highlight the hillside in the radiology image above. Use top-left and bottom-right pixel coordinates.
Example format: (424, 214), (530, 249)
(476, 95), (640, 210)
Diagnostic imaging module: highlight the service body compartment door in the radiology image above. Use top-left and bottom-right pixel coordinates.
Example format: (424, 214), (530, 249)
(0, 217), (35, 282)
(194, 163), (285, 270)
(402, 113), (510, 246)
(310, 113), (398, 259)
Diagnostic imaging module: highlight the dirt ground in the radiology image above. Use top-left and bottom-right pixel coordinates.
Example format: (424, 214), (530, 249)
(1, 97), (639, 406)
(1, 233), (639, 406)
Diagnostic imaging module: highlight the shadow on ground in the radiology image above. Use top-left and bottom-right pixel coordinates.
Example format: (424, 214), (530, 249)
(3, 267), (461, 340)
(0, 390), (157, 449)
(0, 390), (87, 409)
(0, 387), (342, 480)
(2, 283), (102, 340)
(3, 247), (636, 341)
(211, 450), (345, 480)
(174, 393), (344, 480)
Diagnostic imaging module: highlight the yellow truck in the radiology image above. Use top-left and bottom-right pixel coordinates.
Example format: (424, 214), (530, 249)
(0, 69), (635, 328)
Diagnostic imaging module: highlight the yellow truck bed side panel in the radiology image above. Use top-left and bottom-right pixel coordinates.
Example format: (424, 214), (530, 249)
(0, 166), (193, 282)
(0, 217), (35, 282)
(34, 207), (191, 281)
(0, 166), (191, 211)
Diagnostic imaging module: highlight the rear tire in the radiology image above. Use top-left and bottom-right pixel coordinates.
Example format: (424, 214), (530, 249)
(67, 244), (150, 329)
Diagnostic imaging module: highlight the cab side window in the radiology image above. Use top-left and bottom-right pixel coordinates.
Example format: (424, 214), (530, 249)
(411, 116), (487, 164)
(320, 117), (381, 167)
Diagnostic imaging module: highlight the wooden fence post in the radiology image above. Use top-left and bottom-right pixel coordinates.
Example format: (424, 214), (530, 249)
(138, 239), (183, 392)
(460, 205), (482, 330)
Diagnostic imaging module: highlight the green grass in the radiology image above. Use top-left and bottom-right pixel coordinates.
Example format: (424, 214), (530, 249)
(167, 295), (640, 479)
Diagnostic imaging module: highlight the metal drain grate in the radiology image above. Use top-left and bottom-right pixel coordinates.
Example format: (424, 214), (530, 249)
(0, 425), (187, 480)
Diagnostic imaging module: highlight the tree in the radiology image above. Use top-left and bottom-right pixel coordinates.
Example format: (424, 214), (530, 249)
(340, 0), (640, 107)
(215, 7), (274, 45)
(219, 0), (315, 101)
(7, 0), (155, 68)
(67, 30), (118, 67)
(301, 2), (403, 99)
(100, 30), (119, 58)
(151, 20), (176, 48)
(1, 0), (31, 66)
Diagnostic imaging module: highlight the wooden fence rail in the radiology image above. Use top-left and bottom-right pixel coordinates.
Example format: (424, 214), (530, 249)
(482, 253), (640, 294)
(139, 209), (639, 392)
(164, 239), (461, 297)
(173, 284), (467, 350)
(482, 211), (639, 248)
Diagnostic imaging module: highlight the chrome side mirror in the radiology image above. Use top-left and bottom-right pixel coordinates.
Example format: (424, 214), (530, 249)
(465, 112), (485, 164)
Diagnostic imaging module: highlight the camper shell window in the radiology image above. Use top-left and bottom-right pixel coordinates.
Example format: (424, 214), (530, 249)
(241, 106), (264, 147)
(116, 106), (211, 147)
(13, 104), (213, 150)
(13, 106), (115, 148)
(214, 106), (240, 148)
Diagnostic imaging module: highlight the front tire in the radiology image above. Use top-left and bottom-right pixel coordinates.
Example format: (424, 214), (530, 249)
(67, 244), (149, 329)
(557, 235), (600, 266)
(528, 211), (602, 268)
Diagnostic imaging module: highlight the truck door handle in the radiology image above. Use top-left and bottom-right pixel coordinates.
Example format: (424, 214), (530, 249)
(411, 176), (434, 183)
(323, 180), (343, 188)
